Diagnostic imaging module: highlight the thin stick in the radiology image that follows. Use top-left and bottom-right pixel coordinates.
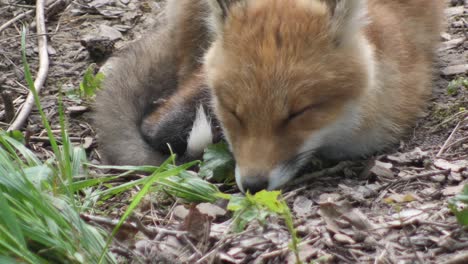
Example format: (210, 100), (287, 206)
(443, 252), (468, 264)
(287, 161), (356, 188)
(8, 0), (49, 131)
(29, 136), (82, 143)
(437, 121), (461, 157)
(258, 237), (320, 261)
(0, 10), (34, 34)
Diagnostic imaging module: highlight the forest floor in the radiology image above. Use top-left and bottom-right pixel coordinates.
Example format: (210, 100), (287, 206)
(0, 0), (467, 263)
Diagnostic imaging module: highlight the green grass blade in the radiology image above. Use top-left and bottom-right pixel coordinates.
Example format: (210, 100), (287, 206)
(98, 158), (196, 263)
(0, 193), (26, 250)
(67, 175), (120, 193)
(0, 131), (41, 166)
(88, 164), (161, 173)
(20, 25), (62, 168)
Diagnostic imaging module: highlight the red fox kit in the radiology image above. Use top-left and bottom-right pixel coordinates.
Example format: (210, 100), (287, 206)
(94, 0), (443, 193)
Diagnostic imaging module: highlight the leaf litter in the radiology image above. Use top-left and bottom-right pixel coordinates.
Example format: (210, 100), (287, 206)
(0, 0), (467, 263)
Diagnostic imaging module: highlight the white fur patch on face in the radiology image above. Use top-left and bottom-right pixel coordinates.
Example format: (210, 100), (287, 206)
(187, 105), (213, 157)
(268, 163), (300, 190)
(235, 166), (246, 193)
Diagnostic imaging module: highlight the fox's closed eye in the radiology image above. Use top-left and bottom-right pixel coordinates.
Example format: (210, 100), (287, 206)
(226, 108), (244, 126)
(287, 102), (325, 122)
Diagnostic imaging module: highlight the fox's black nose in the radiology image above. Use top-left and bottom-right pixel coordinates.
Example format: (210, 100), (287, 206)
(241, 176), (269, 194)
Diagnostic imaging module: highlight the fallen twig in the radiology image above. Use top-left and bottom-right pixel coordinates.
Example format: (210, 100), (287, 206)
(0, 9), (34, 34)
(430, 110), (467, 133)
(445, 136), (468, 152)
(80, 213), (188, 238)
(396, 169), (451, 182)
(29, 136), (82, 143)
(258, 237), (320, 261)
(195, 225), (250, 264)
(80, 214), (138, 231)
(437, 121), (462, 157)
(443, 251), (468, 264)
(287, 161), (356, 188)
(130, 215), (187, 239)
(0, 78), (15, 123)
(375, 169), (451, 203)
(8, 0), (49, 131)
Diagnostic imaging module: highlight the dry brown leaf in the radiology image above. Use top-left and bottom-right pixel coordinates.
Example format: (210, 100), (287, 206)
(442, 184), (465, 196)
(387, 148), (429, 164)
(196, 203), (226, 220)
(435, 159), (468, 173)
(342, 208), (378, 232)
(293, 196), (313, 217)
(371, 161), (394, 178)
(286, 243), (318, 263)
(389, 209), (428, 226)
(98, 24), (123, 41)
(318, 202), (347, 234)
(334, 233), (356, 245)
(182, 204), (211, 245)
(318, 193), (341, 203)
(173, 205), (189, 220)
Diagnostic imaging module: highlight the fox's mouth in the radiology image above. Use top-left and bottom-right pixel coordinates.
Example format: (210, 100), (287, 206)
(235, 150), (315, 193)
(268, 151), (315, 190)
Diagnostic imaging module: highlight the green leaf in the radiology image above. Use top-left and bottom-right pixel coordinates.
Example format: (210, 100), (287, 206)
(79, 64), (104, 99)
(447, 77), (468, 96)
(227, 195), (248, 212)
(226, 190), (302, 263)
(6, 130), (25, 143)
(158, 168), (227, 203)
(199, 142), (235, 183)
(449, 184), (468, 226)
(248, 190), (283, 213)
(449, 203), (468, 226)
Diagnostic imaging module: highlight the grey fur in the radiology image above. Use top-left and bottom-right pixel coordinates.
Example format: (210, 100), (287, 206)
(93, 1), (216, 166)
(94, 20), (179, 165)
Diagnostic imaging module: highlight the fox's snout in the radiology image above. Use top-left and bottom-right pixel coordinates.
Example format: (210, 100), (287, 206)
(237, 172), (270, 194)
(235, 159), (301, 193)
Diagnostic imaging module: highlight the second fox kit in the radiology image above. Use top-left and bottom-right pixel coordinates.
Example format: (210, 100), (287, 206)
(94, 0), (443, 193)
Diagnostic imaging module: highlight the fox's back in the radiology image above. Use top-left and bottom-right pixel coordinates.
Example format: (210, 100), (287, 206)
(355, 0), (444, 141)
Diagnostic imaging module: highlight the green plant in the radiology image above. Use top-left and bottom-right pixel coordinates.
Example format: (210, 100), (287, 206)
(447, 77), (468, 96)
(0, 134), (114, 263)
(67, 64), (104, 103)
(3, 24), (303, 264)
(228, 190), (302, 264)
(199, 141), (236, 184)
(449, 184), (468, 227)
(79, 64), (104, 99)
(0, 25), (116, 263)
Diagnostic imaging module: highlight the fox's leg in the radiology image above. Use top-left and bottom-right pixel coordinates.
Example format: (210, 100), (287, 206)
(140, 73), (217, 161)
(94, 0), (214, 166)
(138, 1), (217, 161)
(166, 0), (213, 82)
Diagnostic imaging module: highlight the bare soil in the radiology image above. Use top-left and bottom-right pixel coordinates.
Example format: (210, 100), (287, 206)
(0, 0), (467, 263)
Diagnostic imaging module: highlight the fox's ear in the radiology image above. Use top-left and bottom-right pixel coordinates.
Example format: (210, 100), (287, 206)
(324, 0), (368, 45)
(205, 0), (241, 35)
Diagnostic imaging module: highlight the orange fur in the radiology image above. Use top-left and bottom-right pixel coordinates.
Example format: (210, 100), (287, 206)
(94, 0), (444, 192)
(204, 0), (444, 191)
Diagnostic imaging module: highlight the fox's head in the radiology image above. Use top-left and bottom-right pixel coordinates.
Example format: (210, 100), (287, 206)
(203, 0), (374, 193)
